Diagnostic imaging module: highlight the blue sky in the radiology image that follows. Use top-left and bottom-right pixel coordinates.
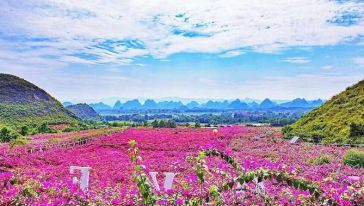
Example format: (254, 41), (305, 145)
(0, 0), (363, 102)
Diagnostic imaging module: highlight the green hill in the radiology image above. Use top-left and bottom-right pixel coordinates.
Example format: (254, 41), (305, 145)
(0, 73), (79, 128)
(67, 103), (102, 121)
(283, 79), (364, 144)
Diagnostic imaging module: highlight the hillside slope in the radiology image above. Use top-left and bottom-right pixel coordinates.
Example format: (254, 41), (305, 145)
(67, 103), (101, 121)
(283, 79), (364, 143)
(0, 73), (78, 128)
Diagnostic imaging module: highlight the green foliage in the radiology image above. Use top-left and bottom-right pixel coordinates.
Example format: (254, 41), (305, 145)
(343, 149), (364, 168)
(126, 142), (340, 205)
(284, 80), (364, 144)
(62, 127), (78, 132)
(62, 121), (107, 132)
(107, 121), (144, 128)
(143, 120), (148, 127)
(349, 123), (364, 142)
(194, 122), (201, 128)
(0, 73), (79, 128)
(309, 155), (331, 165)
(37, 123), (50, 133)
(66, 103), (101, 121)
(263, 117), (295, 126)
(9, 137), (30, 148)
(201, 149), (333, 205)
(151, 120), (158, 128)
(151, 119), (177, 128)
(48, 138), (60, 143)
(0, 102), (79, 129)
(0, 127), (19, 142)
(128, 140), (157, 205)
(282, 126), (292, 139)
(20, 126), (29, 136)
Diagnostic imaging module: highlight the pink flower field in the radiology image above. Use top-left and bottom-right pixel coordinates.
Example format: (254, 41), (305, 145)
(0, 126), (363, 205)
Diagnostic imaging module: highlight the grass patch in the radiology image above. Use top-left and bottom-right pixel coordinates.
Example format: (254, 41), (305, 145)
(343, 149), (364, 168)
(309, 155), (331, 165)
(9, 137), (30, 148)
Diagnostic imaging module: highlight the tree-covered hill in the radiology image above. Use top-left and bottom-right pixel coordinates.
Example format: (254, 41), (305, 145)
(0, 73), (79, 128)
(66, 103), (102, 121)
(283, 79), (364, 144)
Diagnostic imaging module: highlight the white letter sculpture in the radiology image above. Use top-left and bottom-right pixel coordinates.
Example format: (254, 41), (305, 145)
(149, 172), (176, 191)
(235, 177), (266, 196)
(70, 166), (91, 192)
(253, 177), (266, 196)
(289, 136), (300, 144)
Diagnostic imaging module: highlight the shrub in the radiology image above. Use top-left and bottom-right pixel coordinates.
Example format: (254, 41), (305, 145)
(349, 123), (364, 143)
(48, 138), (60, 143)
(158, 120), (165, 128)
(281, 126), (293, 139)
(194, 122), (201, 128)
(311, 133), (325, 143)
(343, 149), (364, 168)
(37, 123), (50, 133)
(63, 127), (80, 133)
(151, 120), (159, 128)
(310, 155), (331, 165)
(0, 127), (18, 142)
(143, 121), (148, 127)
(9, 137), (30, 148)
(20, 126), (29, 136)
(151, 119), (177, 128)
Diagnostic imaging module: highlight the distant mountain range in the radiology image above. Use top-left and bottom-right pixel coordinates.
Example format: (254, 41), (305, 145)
(64, 98), (325, 112)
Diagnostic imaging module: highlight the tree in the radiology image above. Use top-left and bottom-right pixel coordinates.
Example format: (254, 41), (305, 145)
(38, 123), (50, 133)
(159, 120), (166, 128)
(194, 122), (201, 128)
(169, 120), (176, 128)
(152, 120), (159, 128)
(143, 121), (149, 127)
(349, 123), (364, 143)
(0, 127), (17, 142)
(20, 126), (29, 136)
(166, 119), (176, 128)
(112, 122), (119, 127)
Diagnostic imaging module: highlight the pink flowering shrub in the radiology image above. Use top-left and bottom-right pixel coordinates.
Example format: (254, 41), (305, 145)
(0, 126), (362, 205)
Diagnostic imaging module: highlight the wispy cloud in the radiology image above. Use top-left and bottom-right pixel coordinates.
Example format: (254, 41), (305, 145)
(218, 50), (245, 58)
(0, 0), (363, 65)
(321, 65), (333, 70)
(239, 73), (363, 99)
(281, 57), (310, 64)
(353, 56), (364, 66)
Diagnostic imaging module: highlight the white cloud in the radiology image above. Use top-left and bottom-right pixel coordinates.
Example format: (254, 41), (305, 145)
(218, 50), (245, 58)
(0, 0), (363, 64)
(238, 73), (363, 99)
(322, 65), (333, 70)
(281, 57), (310, 64)
(354, 56), (364, 66)
(60, 56), (95, 64)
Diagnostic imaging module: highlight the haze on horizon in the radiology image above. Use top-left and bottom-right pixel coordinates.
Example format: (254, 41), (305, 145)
(0, 0), (363, 102)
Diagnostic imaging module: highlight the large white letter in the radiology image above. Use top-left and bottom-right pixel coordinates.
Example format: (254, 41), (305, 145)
(253, 177), (266, 195)
(149, 172), (161, 191)
(163, 172), (176, 190)
(70, 166), (91, 192)
(148, 172), (176, 191)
